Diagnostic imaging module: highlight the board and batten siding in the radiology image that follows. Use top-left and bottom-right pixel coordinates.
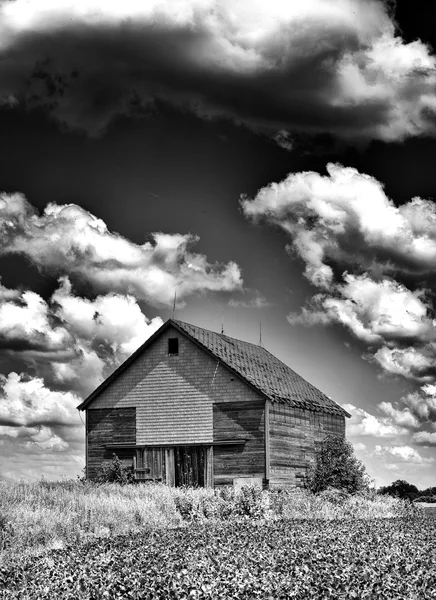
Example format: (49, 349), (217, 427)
(269, 403), (346, 488)
(213, 400), (266, 487)
(87, 408), (136, 479)
(86, 325), (268, 483)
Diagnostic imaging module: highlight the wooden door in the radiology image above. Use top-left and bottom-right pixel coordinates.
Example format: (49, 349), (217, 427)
(174, 446), (205, 487)
(135, 448), (165, 482)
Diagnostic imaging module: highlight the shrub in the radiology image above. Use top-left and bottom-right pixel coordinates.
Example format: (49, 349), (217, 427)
(96, 454), (135, 485)
(317, 487), (350, 505)
(413, 495), (436, 503)
(308, 434), (370, 494)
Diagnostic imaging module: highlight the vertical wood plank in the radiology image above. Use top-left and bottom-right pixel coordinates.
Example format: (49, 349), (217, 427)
(85, 410), (88, 480)
(165, 448), (175, 486)
(265, 400), (270, 481)
(206, 446), (213, 488)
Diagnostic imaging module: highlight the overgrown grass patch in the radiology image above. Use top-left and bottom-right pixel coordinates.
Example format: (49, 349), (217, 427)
(1, 515), (434, 599)
(0, 480), (419, 567)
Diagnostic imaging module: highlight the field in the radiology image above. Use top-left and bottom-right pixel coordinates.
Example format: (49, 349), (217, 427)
(1, 481), (435, 599)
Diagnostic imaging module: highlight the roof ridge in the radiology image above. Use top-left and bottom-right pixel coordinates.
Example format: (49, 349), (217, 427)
(172, 318), (269, 350)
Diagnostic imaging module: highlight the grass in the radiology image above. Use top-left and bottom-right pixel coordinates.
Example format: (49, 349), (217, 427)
(0, 479), (419, 568)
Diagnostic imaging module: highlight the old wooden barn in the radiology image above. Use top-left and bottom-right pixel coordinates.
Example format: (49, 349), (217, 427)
(78, 319), (350, 488)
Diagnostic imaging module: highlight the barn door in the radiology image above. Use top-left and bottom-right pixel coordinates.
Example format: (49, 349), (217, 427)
(134, 448), (165, 482)
(174, 446), (205, 487)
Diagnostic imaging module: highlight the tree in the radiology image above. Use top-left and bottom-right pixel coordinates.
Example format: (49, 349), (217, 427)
(307, 434), (370, 494)
(378, 480), (419, 500)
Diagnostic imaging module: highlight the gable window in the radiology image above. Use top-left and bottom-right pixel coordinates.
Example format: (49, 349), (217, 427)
(168, 337), (179, 355)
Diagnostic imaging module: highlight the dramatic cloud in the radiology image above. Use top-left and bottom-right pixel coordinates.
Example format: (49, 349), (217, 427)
(1, 1), (436, 142)
(0, 193), (242, 306)
(242, 163), (436, 286)
(0, 275), (164, 475)
(0, 371), (83, 457)
(0, 277), (163, 397)
(243, 163), (436, 446)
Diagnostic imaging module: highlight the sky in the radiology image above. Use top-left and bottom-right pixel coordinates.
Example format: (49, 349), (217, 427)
(0, 0), (436, 489)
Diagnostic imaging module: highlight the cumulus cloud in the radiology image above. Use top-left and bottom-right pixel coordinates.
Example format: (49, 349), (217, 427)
(343, 404), (408, 438)
(0, 193), (242, 306)
(0, 277), (163, 396)
(413, 431), (436, 446)
(0, 1), (436, 142)
(242, 163), (436, 285)
(0, 372), (83, 456)
(374, 444), (434, 464)
(0, 275), (164, 466)
(243, 163), (436, 438)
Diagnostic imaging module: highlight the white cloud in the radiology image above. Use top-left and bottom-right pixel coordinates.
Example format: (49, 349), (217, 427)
(378, 401), (421, 430)
(353, 442), (366, 452)
(0, 277), (163, 396)
(413, 431), (436, 446)
(343, 403), (408, 438)
(0, 193), (242, 306)
(242, 163), (436, 284)
(372, 346), (436, 382)
(0, 372), (80, 428)
(1, 1), (436, 141)
(402, 387), (436, 422)
(288, 275), (432, 345)
(374, 445), (434, 464)
(243, 163), (436, 439)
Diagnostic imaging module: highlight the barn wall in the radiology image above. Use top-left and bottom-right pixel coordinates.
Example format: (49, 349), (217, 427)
(213, 400), (265, 487)
(87, 408), (136, 480)
(87, 326), (266, 473)
(269, 404), (345, 489)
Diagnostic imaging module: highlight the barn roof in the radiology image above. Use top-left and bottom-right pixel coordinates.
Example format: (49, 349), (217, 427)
(172, 320), (349, 417)
(78, 318), (349, 416)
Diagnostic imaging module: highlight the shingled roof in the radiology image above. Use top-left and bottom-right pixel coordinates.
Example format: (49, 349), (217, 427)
(172, 320), (349, 417)
(78, 318), (349, 417)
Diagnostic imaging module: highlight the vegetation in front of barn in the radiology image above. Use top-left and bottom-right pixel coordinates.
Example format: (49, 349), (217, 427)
(1, 436), (432, 598)
(0, 478), (419, 565)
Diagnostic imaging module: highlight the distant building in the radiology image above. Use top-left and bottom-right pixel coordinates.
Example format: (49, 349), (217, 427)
(78, 319), (350, 488)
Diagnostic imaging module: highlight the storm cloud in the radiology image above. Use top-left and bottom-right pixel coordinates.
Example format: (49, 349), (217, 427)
(1, 0), (436, 142)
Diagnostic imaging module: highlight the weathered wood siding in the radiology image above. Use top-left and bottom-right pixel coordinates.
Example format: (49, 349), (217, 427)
(88, 325), (264, 444)
(213, 400), (265, 487)
(87, 408), (136, 479)
(269, 403), (345, 489)
(86, 325), (267, 481)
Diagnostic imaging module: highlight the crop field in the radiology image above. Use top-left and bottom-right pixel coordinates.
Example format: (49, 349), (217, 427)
(1, 482), (435, 599)
(1, 516), (435, 599)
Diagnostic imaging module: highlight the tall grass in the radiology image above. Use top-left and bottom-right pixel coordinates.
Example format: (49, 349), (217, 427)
(0, 480), (418, 567)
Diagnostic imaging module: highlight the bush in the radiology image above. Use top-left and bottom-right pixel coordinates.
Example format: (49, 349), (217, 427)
(307, 434), (370, 494)
(414, 495), (436, 503)
(96, 454), (135, 485)
(378, 480), (419, 501)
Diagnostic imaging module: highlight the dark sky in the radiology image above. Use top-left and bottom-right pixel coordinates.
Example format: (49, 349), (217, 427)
(1, 0), (436, 486)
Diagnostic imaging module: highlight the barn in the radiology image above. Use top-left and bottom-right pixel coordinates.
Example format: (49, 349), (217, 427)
(77, 318), (350, 489)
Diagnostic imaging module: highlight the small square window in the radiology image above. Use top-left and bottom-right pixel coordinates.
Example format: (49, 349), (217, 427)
(168, 338), (179, 355)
